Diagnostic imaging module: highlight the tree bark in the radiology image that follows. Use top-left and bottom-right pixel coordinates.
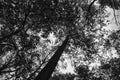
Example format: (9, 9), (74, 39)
(33, 35), (69, 80)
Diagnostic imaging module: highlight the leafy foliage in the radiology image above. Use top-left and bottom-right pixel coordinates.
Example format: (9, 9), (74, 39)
(98, 0), (120, 10)
(0, 0), (118, 80)
(50, 73), (76, 80)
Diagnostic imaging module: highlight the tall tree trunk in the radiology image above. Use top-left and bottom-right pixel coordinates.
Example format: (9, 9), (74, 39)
(33, 35), (69, 80)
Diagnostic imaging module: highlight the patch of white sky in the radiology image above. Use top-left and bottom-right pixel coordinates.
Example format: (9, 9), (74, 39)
(103, 6), (120, 30)
(37, 30), (60, 47)
(58, 54), (75, 74)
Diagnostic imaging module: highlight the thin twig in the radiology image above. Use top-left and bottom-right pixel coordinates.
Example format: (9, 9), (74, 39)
(111, 0), (119, 26)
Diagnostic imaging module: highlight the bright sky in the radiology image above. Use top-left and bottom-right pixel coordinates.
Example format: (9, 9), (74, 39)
(58, 54), (75, 74)
(104, 6), (120, 30)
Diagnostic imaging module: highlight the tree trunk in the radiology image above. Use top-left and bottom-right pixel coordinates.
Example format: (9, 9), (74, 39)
(33, 35), (69, 80)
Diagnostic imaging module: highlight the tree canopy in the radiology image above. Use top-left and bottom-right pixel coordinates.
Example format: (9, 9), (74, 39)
(0, 0), (120, 80)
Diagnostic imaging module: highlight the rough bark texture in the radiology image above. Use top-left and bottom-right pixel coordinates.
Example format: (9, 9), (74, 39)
(34, 35), (69, 80)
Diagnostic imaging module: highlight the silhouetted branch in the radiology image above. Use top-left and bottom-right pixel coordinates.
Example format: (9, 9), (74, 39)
(0, 6), (31, 43)
(0, 70), (15, 75)
(86, 0), (97, 20)
(112, 0), (119, 25)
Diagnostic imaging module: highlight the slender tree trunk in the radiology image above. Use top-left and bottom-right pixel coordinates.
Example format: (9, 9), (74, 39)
(33, 35), (69, 80)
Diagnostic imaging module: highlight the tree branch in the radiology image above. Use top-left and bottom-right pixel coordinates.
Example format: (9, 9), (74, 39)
(0, 7), (31, 43)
